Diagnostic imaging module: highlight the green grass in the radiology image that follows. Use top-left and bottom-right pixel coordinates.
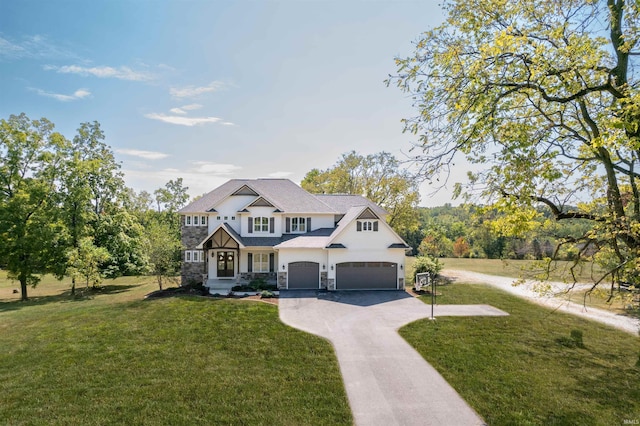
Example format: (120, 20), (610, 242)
(401, 283), (640, 425)
(0, 274), (352, 425)
(435, 257), (638, 317)
(439, 257), (604, 283)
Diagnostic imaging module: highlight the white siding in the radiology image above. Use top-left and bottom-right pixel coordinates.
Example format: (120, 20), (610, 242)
(208, 195), (255, 234)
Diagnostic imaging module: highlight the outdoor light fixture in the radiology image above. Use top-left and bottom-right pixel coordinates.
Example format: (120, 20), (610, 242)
(282, 264), (285, 270)
(330, 265), (334, 271)
(400, 264), (403, 270)
(322, 264), (326, 270)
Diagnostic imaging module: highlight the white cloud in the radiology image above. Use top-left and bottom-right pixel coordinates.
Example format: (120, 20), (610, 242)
(181, 103), (203, 111)
(169, 104), (203, 115)
(144, 112), (233, 127)
(115, 149), (169, 160)
(44, 64), (154, 81)
(170, 81), (226, 98)
(29, 87), (91, 102)
(122, 164), (243, 199)
(267, 171), (293, 178)
(192, 162), (242, 175)
(0, 35), (80, 61)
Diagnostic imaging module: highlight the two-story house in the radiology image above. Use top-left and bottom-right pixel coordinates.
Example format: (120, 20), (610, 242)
(179, 178), (409, 291)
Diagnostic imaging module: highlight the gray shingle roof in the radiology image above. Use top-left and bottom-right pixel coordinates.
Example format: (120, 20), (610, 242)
(315, 194), (388, 216)
(179, 179), (337, 214)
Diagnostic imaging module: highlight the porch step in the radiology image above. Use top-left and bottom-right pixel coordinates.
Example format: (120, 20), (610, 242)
(205, 279), (235, 295)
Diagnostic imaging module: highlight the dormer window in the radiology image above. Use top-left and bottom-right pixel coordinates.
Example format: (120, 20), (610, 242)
(253, 217), (269, 233)
(286, 217), (311, 233)
(357, 220), (378, 232)
(291, 217), (306, 233)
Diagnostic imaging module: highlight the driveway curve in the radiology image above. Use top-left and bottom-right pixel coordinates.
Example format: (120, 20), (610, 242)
(279, 290), (508, 426)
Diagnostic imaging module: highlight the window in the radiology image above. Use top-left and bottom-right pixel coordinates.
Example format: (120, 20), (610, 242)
(224, 216), (228, 220)
(185, 216), (191, 226)
(357, 220), (378, 232)
(253, 217), (269, 232)
(193, 216), (199, 226)
(231, 216), (236, 221)
(217, 216), (221, 220)
(201, 216), (207, 226)
(253, 253), (269, 272)
(291, 217), (306, 233)
(185, 250), (204, 262)
(184, 250), (204, 263)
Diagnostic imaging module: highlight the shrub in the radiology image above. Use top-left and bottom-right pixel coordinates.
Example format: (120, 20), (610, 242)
(412, 255), (443, 278)
(260, 290), (275, 299)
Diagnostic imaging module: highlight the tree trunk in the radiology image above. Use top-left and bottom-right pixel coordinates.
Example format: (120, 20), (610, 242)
(20, 277), (28, 301)
(71, 277), (76, 295)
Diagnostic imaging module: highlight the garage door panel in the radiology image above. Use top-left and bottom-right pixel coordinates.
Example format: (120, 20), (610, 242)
(288, 262), (319, 289)
(336, 262), (397, 290)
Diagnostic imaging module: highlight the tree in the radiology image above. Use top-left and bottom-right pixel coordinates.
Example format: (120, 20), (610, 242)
(302, 151), (420, 238)
(453, 237), (471, 258)
(154, 178), (189, 213)
(418, 233), (453, 258)
(145, 219), (182, 290)
(389, 0), (640, 290)
(67, 237), (110, 289)
(0, 114), (68, 300)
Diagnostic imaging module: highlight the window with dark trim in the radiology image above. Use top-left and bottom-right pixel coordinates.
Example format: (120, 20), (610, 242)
(253, 217), (269, 233)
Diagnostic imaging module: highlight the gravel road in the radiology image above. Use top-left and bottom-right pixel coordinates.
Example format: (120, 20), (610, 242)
(442, 269), (640, 335)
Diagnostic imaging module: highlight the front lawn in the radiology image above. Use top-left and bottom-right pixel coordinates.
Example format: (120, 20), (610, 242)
(401, 283), (640, 425)
(0, 281), (352, 425)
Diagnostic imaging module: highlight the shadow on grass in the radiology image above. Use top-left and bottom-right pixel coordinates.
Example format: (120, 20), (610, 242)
(0, 284), (141, 313)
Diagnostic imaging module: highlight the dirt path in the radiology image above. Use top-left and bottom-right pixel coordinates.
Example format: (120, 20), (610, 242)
(442, 269), (640, 335)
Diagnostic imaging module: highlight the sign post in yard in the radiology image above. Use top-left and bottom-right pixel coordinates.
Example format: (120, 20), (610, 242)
(415, 272), (435, 320)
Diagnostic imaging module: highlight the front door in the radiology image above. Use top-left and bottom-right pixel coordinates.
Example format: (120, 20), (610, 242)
(217, 251), (235, 278)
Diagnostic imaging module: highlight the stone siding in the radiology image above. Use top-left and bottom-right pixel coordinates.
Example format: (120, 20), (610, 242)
(238, 272), (277, 283)
(320, 272), (328, 289)
(181, 216), (209, 248)
(181, 215), (209, 285)
(182, 262), (207, 286)
(278, 272), (287, 289)
(327, 278), (335, 291)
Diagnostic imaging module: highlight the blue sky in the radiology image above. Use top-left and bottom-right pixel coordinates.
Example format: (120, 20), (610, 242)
(0, 0), (455, 206)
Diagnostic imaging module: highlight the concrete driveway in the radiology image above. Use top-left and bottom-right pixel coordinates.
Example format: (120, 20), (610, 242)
(279, 290), (508, 426)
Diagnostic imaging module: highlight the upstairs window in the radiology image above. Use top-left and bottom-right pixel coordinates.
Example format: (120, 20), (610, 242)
(357, 220), (378, 232)
(185, 215), (207, 226)
(291, 217), (306, 233)
(253, 217), (269, 233)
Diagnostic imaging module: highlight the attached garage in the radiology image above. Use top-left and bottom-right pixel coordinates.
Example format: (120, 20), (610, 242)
(336, 262), (398, 290)
(288, 262), (320, 289)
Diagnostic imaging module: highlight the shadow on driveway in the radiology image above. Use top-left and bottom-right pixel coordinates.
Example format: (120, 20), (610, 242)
(279, 289), (413, 307)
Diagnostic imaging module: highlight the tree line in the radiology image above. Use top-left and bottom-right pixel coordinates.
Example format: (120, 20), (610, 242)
(0, 113), (186, 300)
(414, 204), (593, 261)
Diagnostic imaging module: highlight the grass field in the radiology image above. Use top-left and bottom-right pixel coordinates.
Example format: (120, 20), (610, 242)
(440, 257), (604, 283)
(0, 274), (352, 425)
(401, 283), (640, 425)
(408, 257), (638, 317)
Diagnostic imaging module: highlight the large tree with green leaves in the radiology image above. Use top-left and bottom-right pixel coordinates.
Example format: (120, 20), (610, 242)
(0, 114), (69, 300)
(302, 151), (420, 239)
(389, 0), (640, 290)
